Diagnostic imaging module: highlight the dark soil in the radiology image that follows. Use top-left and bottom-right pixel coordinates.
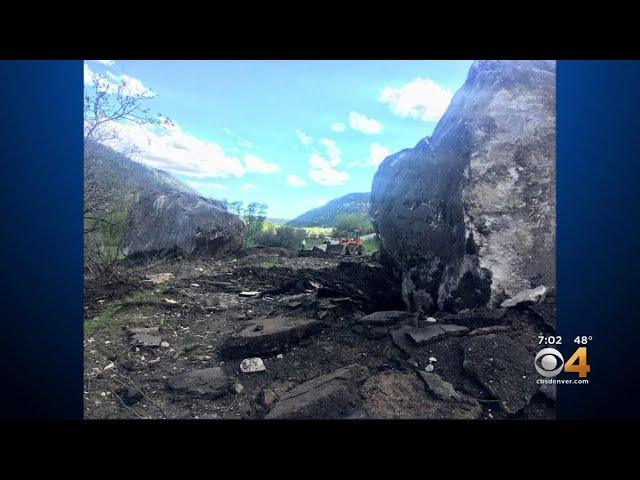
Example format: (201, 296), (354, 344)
(84, 249), (555, 420)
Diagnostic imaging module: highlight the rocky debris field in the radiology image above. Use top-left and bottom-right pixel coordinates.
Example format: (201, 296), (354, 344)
(84, 248), (556, 420)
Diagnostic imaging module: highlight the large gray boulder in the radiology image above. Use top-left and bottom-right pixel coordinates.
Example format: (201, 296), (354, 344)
(371, 60), (556, 313)
(122, 191), (244, 258)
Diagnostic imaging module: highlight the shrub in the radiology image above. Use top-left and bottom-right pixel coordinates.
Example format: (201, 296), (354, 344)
(252, 226), (307, 249)
(332, 214), (374, 238)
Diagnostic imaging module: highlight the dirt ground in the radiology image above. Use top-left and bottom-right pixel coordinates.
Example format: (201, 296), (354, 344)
(83, 247), (555, 420)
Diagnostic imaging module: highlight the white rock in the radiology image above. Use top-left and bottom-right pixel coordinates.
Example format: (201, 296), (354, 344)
(425, 364), (435, 372)
(277, 354), (284, 359)
(160, 341), (170, 348)
(240, 357), (266, 373)
(428, 357), (437, 363)
(231, 383), (244, 394)
(191, 283), (200, 288)
(426, 317), (437, 323)
(500, 285), (547, 308)
(87, 337), (95, 343)
(104, 362), (115, 371)
(239, 291), (260, 297)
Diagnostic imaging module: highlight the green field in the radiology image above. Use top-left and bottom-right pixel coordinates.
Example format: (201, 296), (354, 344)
(300, 226), (334, 237)
(363, 236), (380, 255)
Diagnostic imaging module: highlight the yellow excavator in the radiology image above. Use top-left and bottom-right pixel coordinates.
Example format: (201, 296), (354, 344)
(339, 229), (364, 256)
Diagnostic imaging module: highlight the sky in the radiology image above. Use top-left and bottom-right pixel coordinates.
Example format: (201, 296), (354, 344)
(84, 60), (474, 219)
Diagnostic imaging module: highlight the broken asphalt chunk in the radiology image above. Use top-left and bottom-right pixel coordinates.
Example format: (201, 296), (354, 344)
(418, 372), (478, 406)
(130, 333), (162, 347)
(265, 364), (369, 419)
(462, 333), (539, 414)
(389, 325), (415, 356)
(361, 370), (482, 419)
(437, 308), (508, 329)
(406, 324), (469, 345)
(219, 316), (322, 359)
(166, 367), (229, 400)
(469, 325), (511, 336)
(439, 324), (469, 336)
(358, 310), (409, 326)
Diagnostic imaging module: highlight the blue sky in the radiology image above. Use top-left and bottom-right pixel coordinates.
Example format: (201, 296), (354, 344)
(85, 60), (473, 219)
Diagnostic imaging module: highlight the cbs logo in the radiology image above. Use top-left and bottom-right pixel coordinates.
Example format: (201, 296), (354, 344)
(534, 347), (590, 378)
(535, 348), (564, 377)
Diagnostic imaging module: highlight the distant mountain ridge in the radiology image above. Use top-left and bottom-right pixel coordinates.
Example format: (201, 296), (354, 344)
(84, 141), (199, 213)
(288, 192), (371, 227)
(268, 218), (291, 225)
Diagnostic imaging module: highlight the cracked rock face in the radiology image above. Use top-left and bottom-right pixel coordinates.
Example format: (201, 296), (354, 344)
(122, 191), (244, 258)
(371, 60), (556, 313)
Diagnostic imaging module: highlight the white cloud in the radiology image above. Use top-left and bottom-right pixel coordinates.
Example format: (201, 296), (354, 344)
(379, 77), (453, 122)
(105, 121), (247, 179)
(243, 154), (280, 174)
(84, 63), (154, 98)
(241, 183), (258, 191)
(84, 63), (95, 85)
(296, 129), (313, 146)
(330, 122), (346, 133)
(95, 60), (116, 67)
(368, 143), (390, 167)
(320, 138), (341, 164)
(345, 143), (390, 169)
(103, 119), (281, 180)
(188, 181), (228, 191)
(224, 128), (254, 149)
(308, 153), (350, 186)
(307, 137), (350, 185)
(287, 174), (307, 187)
(106, 71), (154, 97)
(348, 111), (383, 134)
